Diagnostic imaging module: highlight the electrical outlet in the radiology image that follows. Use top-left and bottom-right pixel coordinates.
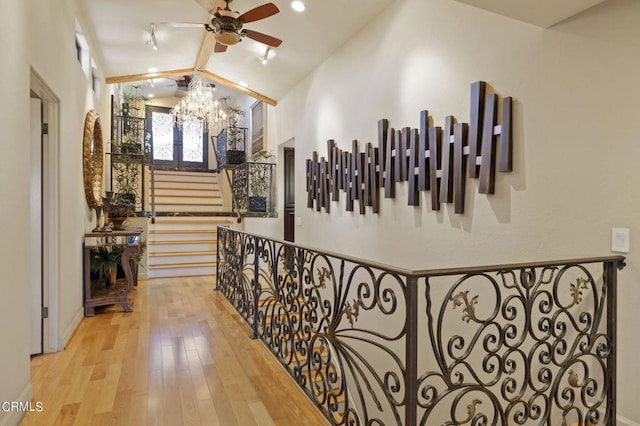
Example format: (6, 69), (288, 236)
(611, 228), (630, 253)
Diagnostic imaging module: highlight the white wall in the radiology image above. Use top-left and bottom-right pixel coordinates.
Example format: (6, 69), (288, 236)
(0, 1), (32, 425)
(0, 0), (106, 423)
(252, 0), (640, 422)
(29, 0), (107, 349)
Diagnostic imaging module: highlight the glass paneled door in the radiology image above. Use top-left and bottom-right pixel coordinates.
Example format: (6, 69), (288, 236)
(146, 105), (208, 169)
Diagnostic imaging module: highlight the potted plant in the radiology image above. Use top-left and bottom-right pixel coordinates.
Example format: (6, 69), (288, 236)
(90, 245), (125, 286)
(216, 97), (246, 165)
(103, 191), (135, 230)
(118, 85), (148, 145)
(248, 150), (274, 212)
(90, 240), (146, 287)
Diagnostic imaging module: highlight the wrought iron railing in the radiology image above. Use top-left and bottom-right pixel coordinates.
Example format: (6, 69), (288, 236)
(228, 162), (276, 215)
(216, 226), (625, 426)
(215, 126), (247, 167)
(106, 107), (150, 214)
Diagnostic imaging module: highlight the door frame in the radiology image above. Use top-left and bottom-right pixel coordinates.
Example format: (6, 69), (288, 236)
(146, 105), (208, 170)
(283, 147), (295, 242)
(30, 69), (61, 353)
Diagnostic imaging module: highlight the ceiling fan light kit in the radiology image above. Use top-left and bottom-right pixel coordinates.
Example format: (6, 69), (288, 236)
(205, 14), (243, 46)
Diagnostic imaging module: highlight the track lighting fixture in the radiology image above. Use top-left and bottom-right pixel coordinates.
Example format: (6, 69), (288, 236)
(260, 47), (271, 64)
(148, 23), (159, 50)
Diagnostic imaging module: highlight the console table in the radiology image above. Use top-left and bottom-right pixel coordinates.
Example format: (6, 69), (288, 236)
(83, 229), (142, 316)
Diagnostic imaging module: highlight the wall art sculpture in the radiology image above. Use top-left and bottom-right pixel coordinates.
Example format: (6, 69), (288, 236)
(305, 81), (512, 215)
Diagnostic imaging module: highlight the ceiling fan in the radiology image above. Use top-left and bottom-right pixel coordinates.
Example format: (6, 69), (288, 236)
(163, 0), (282, 53)
(155, 75), (216, 97)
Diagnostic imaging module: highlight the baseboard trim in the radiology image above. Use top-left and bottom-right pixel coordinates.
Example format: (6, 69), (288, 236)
(618, 415), (640, 426)
(0, 382), (32, 426)
(138, 271), (149, 280)
(59, 307), (83, 350)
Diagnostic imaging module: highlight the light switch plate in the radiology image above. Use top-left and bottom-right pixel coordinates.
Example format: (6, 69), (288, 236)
(611, 228), (630, 253)
(295, 217), (302, 226)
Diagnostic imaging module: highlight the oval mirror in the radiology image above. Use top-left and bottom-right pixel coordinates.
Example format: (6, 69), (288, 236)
(82, 110), (104, 208)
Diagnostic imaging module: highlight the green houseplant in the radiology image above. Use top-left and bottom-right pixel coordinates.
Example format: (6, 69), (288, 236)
(216, 97), (246, 165)
(248, 150), (274, 212)
(103, 191), (135, 230)
(90, 245), (125, 286)
(90, 240), (146, 286)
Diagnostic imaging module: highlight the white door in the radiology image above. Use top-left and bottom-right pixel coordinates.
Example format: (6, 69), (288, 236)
(29, 97), (42, 355)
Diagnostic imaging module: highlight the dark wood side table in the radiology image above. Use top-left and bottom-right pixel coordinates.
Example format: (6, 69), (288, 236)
(83, 229), (142, 316)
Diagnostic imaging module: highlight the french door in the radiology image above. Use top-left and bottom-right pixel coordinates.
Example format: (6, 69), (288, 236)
(146, 105), (208, 170)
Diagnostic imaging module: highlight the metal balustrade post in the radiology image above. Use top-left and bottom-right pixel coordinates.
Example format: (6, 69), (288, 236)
(251, 236), (260, 339)
(605, 260), (618, 425)
(406, 275), (418, 426)
(215, 227), (221, 291)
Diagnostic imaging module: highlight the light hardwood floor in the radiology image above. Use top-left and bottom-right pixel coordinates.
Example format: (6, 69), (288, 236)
(21, 276), (329, 426)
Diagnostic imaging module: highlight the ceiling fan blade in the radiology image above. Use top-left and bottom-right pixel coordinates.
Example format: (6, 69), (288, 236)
(214, 42), (228, 53)
(243, 29), (282, 48)
(159, 22), (205, 28)
(238, 3), (279, 24)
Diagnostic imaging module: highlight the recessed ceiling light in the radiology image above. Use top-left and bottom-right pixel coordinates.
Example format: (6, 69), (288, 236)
(147, 67), (158, 73)
(291, 1), (305, 12)
(239, 81), (249, 88)
(148, 94), (155, 98)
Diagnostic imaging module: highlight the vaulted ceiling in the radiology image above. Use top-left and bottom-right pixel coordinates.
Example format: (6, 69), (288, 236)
(453, 0), (608, 28)
(79, 0), (611, 104)
(79, 0), (395, 104)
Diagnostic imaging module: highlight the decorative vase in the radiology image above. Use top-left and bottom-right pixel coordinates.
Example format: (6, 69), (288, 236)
(108, 204), (131, 230)
(93, 206), (103, 232)
(106, 266), (116, 287)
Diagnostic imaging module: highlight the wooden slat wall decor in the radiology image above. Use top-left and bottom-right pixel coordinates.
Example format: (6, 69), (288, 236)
(469, 81), (486, 179)
(439, 116), (455, 204)
(305, 81), (514, 215)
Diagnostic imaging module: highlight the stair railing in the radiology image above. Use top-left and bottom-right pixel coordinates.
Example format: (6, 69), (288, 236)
(211, 135), (243, 223)
(216, 226), (625, 426)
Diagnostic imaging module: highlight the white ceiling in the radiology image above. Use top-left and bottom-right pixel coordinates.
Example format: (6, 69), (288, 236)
(454, 0), (609, 28)
(80, 0), (396, 102)
(80, 0), (614, 103)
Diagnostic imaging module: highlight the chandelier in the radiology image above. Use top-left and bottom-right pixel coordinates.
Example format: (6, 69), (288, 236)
(171, 76), (227, 130)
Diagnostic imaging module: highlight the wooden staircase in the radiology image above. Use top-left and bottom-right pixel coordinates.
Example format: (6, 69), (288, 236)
(148, 170), (235, 278)
(152, 170), (223, 212)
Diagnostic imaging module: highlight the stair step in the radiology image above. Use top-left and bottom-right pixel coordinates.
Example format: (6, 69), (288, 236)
(153, 189), (221, 197)
(153, 217), (233, 224)
(148, 268), (216, 278)
(155, 205), (224, 211)
(150, 229), (217, 235)
(153, 169), (218, 176)
(153, 172), (218, 182)
(150, 251), (212, 257)
(155, 199), (223, 206)
(151, 239), (216, 245)
(149, 261), (216, 269)
(154, 181), (218, 190)
(149, 253), (214, 265)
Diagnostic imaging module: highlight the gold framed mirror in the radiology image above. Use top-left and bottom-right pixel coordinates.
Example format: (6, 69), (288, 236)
(82, 110), (104, 208)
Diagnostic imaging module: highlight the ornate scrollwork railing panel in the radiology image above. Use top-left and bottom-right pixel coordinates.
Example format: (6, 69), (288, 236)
(231, 163), (248, 211)
(216, 227), (623, 426)
(417, 263), (615, 426)
(216, 227), (258, 327)
(256, 240), (408, 425)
